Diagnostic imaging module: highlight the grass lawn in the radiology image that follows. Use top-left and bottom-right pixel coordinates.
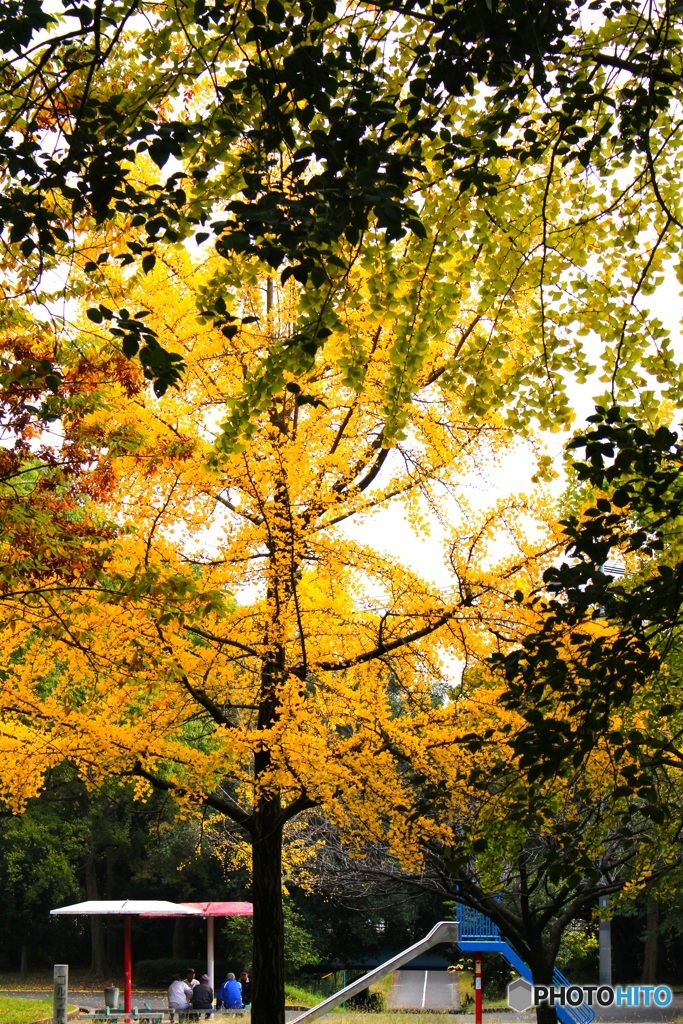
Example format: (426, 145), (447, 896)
(328, 1017), (465, 1022)
(0, 994), (75, 1023)
(286, 982), (326, 1006)
(211, 1017), (466, 1023)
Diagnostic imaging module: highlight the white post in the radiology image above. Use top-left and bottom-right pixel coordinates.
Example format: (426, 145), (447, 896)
(53, 964), (68, 1024)
(207, 917), (215, 993)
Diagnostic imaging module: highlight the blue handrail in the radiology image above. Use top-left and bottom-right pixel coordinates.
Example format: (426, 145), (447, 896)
(457, 904), (502, 941)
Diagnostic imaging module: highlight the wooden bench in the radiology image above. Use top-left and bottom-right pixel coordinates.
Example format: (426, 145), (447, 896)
(85, 1007), (249, 1022)
(87, 1010), (164, 1022)
(169, 1012), (247, 1022)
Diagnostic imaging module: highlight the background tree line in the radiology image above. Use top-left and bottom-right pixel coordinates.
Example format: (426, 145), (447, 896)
(5, 771), (683, 995)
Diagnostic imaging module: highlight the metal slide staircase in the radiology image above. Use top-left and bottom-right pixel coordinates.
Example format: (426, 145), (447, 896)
(289, 905), (594, 1024)
(290, 921), (459, 1023)
(456, 904), (595, 1024)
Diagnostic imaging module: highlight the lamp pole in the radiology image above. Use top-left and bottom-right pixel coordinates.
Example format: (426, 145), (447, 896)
(599, 896), (612, 986)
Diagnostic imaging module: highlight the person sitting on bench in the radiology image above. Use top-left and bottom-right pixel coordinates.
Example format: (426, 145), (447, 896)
(168, 975), (192, 1014)
(193, 974), (214, 1018)
(217, 972), (243, 1010)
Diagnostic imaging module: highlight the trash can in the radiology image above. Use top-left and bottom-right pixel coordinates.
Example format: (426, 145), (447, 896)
(104, 986), (120, 1009)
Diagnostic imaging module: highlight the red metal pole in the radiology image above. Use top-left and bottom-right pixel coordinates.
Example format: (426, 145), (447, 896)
(123, 915), (132, 1014)
(475, 952), (483, 1024)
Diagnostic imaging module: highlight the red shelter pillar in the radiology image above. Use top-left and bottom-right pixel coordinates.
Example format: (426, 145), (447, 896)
(123, 915), (132, 1014)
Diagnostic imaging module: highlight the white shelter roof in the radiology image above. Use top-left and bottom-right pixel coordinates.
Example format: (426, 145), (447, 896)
(50, 899), (203, 916)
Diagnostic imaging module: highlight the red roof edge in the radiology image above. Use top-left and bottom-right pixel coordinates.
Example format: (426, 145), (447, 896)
(180, 901), (254, 916)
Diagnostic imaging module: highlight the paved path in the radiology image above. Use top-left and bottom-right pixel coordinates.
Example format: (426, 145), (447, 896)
(2, 990), (170, 1010)
(388, 969), (461, 1011)
(590, 994), (683, 1024)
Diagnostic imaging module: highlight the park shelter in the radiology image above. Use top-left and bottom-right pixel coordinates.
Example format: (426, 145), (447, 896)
(50, 899), (254, 1012)
(50, 899), (203, 1013)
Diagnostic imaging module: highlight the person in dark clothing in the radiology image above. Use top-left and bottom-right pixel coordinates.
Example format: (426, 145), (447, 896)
(239, 970), (252, 1006)
(192, 974), (214, 1018)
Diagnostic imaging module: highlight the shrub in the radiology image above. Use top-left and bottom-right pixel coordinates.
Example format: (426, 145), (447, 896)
(347, 989), (387, 1012)
(135, 959), (233, 987)
(557, 922), (599, 981)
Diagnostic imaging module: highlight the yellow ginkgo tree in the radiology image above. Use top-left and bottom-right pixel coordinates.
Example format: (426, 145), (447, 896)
(0, 229), (567, 1021)
(2, 127), (683, 1020)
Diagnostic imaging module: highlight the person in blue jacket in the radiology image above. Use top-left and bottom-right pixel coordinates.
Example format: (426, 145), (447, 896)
(217, 972), (243, 1009)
